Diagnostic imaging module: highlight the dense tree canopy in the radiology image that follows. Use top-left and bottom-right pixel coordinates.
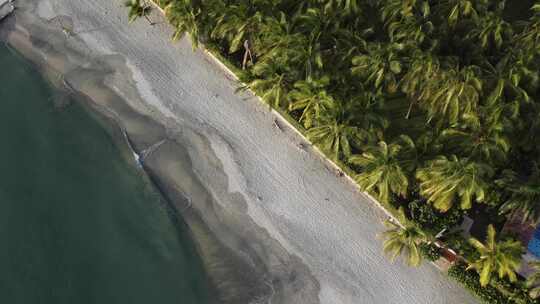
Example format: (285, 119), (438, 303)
(144, 0), (540, 295)
(153, 0), (540, 220)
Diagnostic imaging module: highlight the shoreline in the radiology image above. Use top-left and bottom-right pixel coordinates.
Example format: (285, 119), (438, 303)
(148, 0), (404, 228)
(0, 3), (311, 303)
(0, 1), (479, 303)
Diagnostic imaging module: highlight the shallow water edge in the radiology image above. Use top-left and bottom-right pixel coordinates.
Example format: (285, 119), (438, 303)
(0, 43), (215, 304)
(0, 2), (320, 304)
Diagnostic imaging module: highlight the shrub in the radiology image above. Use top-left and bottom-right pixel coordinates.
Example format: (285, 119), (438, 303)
(409, 200), (463, 234)
(443, 231), (480, 261)
(448, 263), (508, 304)
(419, 242), (441, 262)
(448, 262), (538, 304)
(490, 276), (536, 304)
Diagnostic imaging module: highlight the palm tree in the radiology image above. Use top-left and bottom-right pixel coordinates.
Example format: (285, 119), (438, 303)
(400, 51), (440, 119)
(306, 114), (367, 161)
(322, 0), (360, 16)
(380, 0), (433, 45)
(348, 135), (415, 203)
(211, 3), (263, 54)
(248, 13), (311, 81)
(526, 261), (540, 299)
(387, 14), (434, 45)
(520, 104), (540, 153)
(291, 5), (362, 81)
(497, 167), (540, 224)
(415, 66), (482, 124)
(254, 12), (299, 62)
(246, 59), (288, 108)
(288, 77), (335, 129)
(482, 55), (531, 110)
(290, 8), (327, 81)
(292, 33), (324, 81)
(466, 12), (510, 50)
(351, 43), (404, 93)
(467, 224), (524, 287)
(433, 0), (478, 27)
(164, 0), (201, 48)
(439, 105), (510, 164)
(416, 155), (493, 212)
(124, 0), (153, 24)
(382, 219), (427, 267)
(380, 0), (420, 24)
(514, 3), (540, 63)
(306, 93), (384, 161)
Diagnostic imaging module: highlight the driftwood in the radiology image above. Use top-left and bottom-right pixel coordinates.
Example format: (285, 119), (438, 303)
(272, 118), (283, 131)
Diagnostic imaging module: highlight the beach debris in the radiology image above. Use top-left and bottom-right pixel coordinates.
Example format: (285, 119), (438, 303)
(58, 19), (75, 37)
(121, 129), (144, 168)
(272, 118), (283, 132)
(140, 139), (166, 160)
(47, 16), (76, 37)
(297, 142), (308, 151)
(62, 77), (76, 93)
(183, 196), (193, 210)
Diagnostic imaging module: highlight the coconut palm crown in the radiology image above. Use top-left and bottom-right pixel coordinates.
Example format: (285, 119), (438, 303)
(382, 219), (427, 267)
(467, 225), (524, 287)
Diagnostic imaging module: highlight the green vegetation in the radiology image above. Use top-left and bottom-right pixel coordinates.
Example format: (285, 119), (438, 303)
(527, 261), (540, 299)
(449, 262), (536, 304)
(448, 262), (509, 304)
(497, 165), (540, 224)
(126, 0), (540, 301)
(419, 242), (441, 262)
(124, 0), (153, 24)
(144, 0), (540, 218)
(409, 199), (463, 234)
(382, 217), (427, 267)
(467, 225), (523, 287)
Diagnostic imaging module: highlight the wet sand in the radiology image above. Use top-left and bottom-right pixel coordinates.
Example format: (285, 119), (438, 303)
(0, 1), (478, 303)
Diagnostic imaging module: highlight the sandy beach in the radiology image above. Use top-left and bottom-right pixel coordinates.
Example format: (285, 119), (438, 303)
(1, 1), (479, 303)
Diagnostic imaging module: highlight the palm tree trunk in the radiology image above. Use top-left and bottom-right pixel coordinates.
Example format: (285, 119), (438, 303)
(405, 100), (415, 119)
(242, 40), (253, 70)
(242, 49), (248, 70)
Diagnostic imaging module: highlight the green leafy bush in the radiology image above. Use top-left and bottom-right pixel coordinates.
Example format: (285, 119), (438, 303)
(419, 242), (441, 262)
(448, 263), (508, 304)
(409, 200), (463, 234)
(448, 262), (537, 304)
(443, 231), (480, 261)
(490, 276), (536, 304)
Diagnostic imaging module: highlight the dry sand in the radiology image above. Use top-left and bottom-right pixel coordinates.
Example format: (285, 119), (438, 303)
(1, 1), (479, 303)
